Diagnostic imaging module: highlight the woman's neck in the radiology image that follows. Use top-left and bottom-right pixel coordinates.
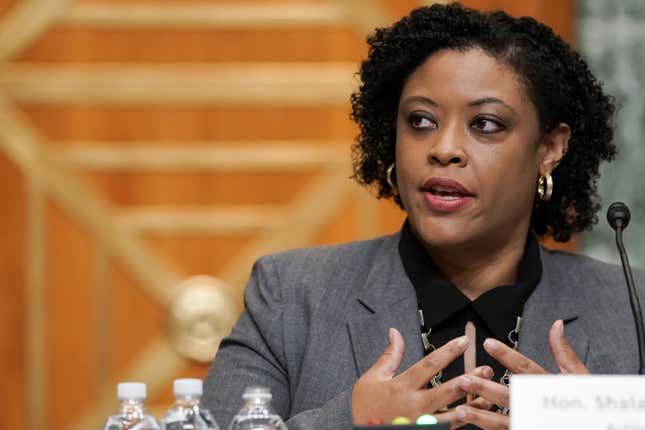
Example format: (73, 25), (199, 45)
(422, 230), (530, 301)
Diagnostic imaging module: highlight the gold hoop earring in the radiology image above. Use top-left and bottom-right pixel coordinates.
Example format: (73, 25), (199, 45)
(386, 163), (397, 192)
(537, 172), (553, 201)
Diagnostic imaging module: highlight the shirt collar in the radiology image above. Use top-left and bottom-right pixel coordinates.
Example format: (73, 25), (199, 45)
(398, 220), (542, 340)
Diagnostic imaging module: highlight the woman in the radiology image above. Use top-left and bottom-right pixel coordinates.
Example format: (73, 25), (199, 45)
(203, 3), (643, 429)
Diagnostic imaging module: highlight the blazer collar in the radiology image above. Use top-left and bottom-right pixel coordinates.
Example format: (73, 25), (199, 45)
(347, 235), (589, 377)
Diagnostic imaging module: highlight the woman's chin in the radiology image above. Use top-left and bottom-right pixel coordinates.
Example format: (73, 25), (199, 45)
(409, 219), (478, 250)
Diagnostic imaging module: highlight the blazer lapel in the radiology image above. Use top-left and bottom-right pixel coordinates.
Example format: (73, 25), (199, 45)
(347, 234), (424, 376)
(519, 247), (589, 373)
(347, 239), (590, 377)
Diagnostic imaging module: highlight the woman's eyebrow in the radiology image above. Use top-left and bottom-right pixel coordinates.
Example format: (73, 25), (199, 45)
(400, 95), (439, 107)
(401, 95), (517, 115)
(468, 97), (517, 114)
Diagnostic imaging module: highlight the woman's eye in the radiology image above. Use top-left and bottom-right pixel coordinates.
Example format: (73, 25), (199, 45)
(471, 117), (505, 133)
(409, 114), (436, 130)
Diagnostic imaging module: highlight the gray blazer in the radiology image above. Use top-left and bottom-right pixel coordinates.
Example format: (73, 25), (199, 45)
(203, 232), (644, 429)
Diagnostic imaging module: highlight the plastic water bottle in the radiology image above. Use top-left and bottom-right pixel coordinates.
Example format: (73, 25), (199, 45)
(103, 382), (160, 430)
(160, 378), (219, 430)
(228, 386), (287, 430)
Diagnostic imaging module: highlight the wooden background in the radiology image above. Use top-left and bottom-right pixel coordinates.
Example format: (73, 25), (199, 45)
(0, 1), (573, 429)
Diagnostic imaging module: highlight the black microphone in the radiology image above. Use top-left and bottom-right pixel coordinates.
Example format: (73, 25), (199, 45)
(607, 202), (645, 374)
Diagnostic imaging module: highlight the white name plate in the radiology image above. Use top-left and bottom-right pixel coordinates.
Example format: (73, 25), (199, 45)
(511, 375), (645, 430)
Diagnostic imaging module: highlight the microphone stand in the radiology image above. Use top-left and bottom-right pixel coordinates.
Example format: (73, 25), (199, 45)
(608, 202), (645, 374)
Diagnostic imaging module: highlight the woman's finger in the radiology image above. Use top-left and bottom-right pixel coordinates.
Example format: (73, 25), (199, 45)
(421, 365), (493, 412)
(369, 328), (406, 380)
(458, 375), (509, 409)
(435, 397), (495, 430)
(456, 405), (509, 430)
(399, 335), (469, 388)
(468, 396), (495, 411)
(483, 338), (548, 374)
(433, 409), (465, 430)
(548, 320), (590, 374)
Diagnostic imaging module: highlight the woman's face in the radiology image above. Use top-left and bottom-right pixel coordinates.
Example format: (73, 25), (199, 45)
(395, 48), (564, 252)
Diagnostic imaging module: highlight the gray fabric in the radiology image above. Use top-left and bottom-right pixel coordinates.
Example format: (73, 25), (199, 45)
(202, 232), (645, 429)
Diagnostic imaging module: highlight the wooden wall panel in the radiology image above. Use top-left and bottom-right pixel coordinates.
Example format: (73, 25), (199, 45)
(80, 171), (320, 206)
(0, 0), (19, 17)
(313, 199), (363, 245)
(144, 236), (254, 276)
(0, 1), (574, 429)
(375, 197), (407, 230)
(380, 0), (429, 21)
(45, 201), (97, 430)
(313, 192), (409, 246)
(76, 0), (328, 3)
(16, 27), (366, 63)
(109, 267), (166, 379)
(0, 153), (26, 430)
(18, 105), (356, 142)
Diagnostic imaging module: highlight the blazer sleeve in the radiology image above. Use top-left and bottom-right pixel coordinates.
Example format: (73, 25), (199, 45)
(202, 255), (354, 429)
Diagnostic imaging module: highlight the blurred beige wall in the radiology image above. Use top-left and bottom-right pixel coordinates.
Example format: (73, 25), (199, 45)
(0, 1), (573, 429)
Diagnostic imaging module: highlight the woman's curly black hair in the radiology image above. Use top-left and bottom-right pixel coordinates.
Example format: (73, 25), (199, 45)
(350, 2), (616, 242)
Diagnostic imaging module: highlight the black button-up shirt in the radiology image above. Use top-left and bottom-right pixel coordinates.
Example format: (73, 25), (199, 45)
(398, 220), (542, 424)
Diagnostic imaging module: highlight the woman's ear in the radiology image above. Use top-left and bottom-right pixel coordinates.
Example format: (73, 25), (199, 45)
(538, 123), (571, 175)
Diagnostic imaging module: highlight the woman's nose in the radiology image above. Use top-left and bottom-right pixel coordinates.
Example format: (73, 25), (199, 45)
(427, 124), (468, 167)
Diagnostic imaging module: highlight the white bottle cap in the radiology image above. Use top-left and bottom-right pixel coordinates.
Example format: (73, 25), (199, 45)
(173, 378), (203, 397)
(242, 386), (272, 402)
(117, 382), (147, 401)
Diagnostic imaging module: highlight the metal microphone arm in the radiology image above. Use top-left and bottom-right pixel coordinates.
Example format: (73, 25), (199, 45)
(608, 203), (645, 375)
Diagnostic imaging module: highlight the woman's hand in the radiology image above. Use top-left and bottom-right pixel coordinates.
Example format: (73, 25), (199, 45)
(352, 328), (493, 426)
(455, 320), (589, 429)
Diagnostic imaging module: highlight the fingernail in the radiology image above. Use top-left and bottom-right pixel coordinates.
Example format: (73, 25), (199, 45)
(460, 376), (472, 389)
(480, 366), (494, 379)
(484, 338), (496, 350)
(456, 336), (469, 350)
(554, 320), (564, 335)
(389, 328), (395, 343)
(456, 406), (467, 419)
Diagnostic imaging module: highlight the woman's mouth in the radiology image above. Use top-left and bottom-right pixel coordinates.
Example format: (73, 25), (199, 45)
(422, 177), (474, 212)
